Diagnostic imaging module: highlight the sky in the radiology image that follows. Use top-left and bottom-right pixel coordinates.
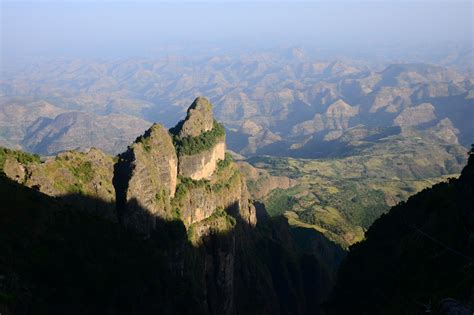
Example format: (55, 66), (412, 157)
(1, 1), (473, 62)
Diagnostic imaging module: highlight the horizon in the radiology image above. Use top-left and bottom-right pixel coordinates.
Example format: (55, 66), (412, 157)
(1, 1), (472, 63)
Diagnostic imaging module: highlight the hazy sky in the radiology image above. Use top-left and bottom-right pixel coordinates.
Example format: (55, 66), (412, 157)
(1, 1), (472, 61)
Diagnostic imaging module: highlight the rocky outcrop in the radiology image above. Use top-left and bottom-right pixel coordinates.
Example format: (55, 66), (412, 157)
(325, 99), (358, 130)
(111, 97), (257, 238)
(179, 96), (214, 138)
(394, 103), (436, 127)
(3, 156), (27, 183)
(172, 96), (227, 180)
(3, 147), (117, 220)
(174, 152), (256, 227)
(178, 140), (225, 180)
(238, 161), (297, 199)
(114, 124), (178, 234)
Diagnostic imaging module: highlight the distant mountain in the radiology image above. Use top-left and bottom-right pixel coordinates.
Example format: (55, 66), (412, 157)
(1, 52), (472, 156)
(23, 111), (150, 155)
(0, 100), (150, 155)
(328, 150), (474, 314)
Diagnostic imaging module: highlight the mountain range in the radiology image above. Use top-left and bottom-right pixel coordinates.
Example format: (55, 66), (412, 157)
(1, 49), (472, 157)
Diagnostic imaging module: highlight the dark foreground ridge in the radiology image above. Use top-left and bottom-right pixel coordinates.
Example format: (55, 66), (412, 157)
(0, 174), (343, 315)
(328, 150), (474, 314)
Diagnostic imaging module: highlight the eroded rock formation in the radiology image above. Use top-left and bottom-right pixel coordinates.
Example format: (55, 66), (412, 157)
(114, 123), (178, 234)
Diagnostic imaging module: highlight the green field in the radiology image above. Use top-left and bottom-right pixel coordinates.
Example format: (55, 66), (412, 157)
(249, 131), (466, 248)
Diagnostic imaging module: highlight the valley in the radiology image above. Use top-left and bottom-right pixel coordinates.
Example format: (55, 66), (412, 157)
(244, 126), (466, 247)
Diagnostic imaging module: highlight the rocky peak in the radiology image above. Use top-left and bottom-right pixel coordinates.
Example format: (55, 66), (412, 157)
(178, 96), (214, 138)
(171, 97), (226, 180)
(114, 123), (178, 234)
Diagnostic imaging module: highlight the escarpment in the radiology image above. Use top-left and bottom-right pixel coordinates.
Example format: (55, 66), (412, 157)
(0, 96), (341, 314)
(1, 97), (247, 238)
(112, 97), (252, 237)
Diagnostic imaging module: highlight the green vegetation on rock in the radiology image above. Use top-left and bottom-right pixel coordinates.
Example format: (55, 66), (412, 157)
(70, 161), (94, 182)
(0, 147), (40, 174)
(172, 120), (225, 156)
(187, 207), (236, 244)
(216, 152), (234, 173)
(265, 189), (298, 217)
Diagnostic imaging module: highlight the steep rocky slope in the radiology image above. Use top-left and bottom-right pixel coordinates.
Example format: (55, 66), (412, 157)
(237, 161), (297, 200)
(328, 150), (474, 314)
(114, 123), (178, 234)
(0, 97), (343, 314)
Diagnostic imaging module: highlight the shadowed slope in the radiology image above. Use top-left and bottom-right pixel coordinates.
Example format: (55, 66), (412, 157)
(328, 152), (474, 314)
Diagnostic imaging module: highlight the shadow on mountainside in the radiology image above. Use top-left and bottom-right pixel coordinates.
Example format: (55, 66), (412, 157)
(326, 152), (474, 314)
(0, 175), (343, 315)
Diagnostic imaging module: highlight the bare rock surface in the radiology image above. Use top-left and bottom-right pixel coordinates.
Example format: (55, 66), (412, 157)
(179, 96), (214, 138)
(178, 140), (225, 180)
(394, 103), (436, 127)
(114, 123), (178, 234)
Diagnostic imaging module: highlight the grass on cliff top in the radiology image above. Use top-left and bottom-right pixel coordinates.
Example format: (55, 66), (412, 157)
(0, 147), (40, 174)
(172, 120), (225, 156)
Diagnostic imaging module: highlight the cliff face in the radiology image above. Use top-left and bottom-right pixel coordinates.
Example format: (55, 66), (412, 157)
(114, 123), (178, 234)
(172, 97), (227, 181)
(174, 154), (250, 228)
(178, 140), (226, 180)
(393, 102), (436, 127)
(167, 97), (251, 235)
